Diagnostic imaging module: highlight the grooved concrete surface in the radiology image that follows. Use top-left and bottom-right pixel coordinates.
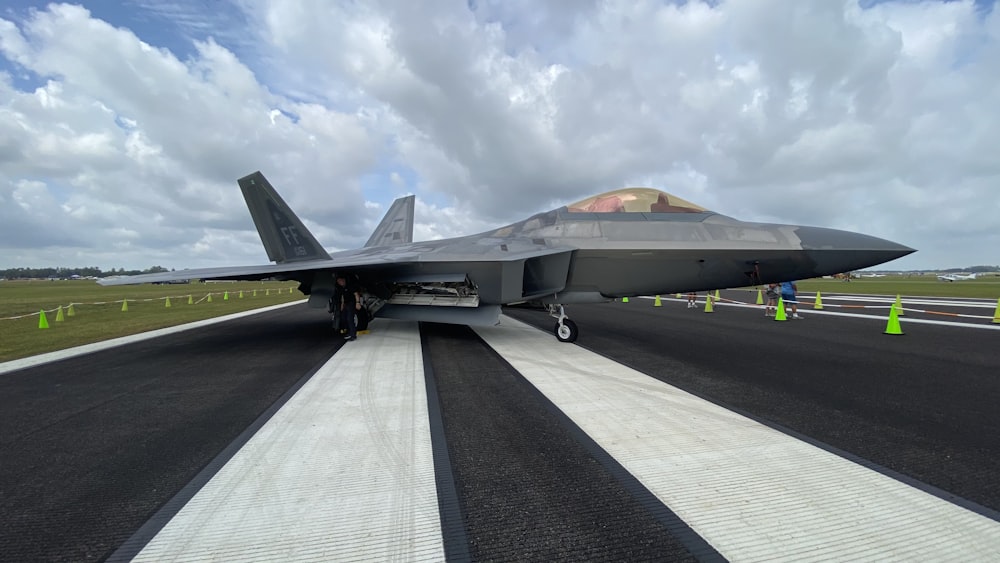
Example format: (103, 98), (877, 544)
(505, 297), (1000, 515)
(132, 320), (442, 562)
(477, 315), (1000, 561)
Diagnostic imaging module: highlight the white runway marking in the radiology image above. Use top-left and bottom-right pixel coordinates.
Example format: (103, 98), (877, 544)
(132, 320), (443, 562)
(0, 301), (306, 376)
(475, 316), (1000, 562)
(648, 296), (1000, 330)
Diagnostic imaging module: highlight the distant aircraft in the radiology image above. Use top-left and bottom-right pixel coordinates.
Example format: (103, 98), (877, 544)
(100, 172), (914, 342)
(937, 273), (978, 282)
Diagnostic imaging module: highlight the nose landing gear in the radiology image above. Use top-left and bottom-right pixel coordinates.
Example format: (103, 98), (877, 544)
(548, 304), (578, 343)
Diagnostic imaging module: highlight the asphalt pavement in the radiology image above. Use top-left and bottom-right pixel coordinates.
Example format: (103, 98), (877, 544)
(1, 295), (997, 561)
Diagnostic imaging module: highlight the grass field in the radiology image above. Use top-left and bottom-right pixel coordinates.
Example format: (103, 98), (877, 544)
(795, 275), (1000, 299)
(0, 280), (304, 362)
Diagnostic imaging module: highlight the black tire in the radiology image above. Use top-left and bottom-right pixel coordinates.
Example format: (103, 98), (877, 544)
(554, 318), (578, 343)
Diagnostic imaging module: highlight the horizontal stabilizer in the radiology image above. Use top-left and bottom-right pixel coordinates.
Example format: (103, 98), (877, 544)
(238, 171), (332, 263)
(365, 195), (415, 248)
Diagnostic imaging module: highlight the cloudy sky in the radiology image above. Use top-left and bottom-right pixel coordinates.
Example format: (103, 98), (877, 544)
(1, 0), (997, 272)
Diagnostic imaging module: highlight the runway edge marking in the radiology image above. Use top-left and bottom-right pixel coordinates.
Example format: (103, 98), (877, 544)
(105, 350), (331, 562)
(0, 300), (307, 376)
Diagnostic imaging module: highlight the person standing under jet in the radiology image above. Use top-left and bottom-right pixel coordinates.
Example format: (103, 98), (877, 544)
(336, 275), (361, 341)
(779, 280), (802, 319)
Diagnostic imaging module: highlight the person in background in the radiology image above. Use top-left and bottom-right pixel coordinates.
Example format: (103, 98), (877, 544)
(779, 280), (802, 319)
(765, 283), (779, 317)
(687, 292), (697, 308)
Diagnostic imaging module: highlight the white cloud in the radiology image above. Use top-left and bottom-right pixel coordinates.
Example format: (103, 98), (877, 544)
(1, 0), (998, 272)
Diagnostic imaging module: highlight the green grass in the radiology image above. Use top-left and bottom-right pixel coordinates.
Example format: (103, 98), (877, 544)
(0, 280), (304, 362)
(795, 275), (1000, 299)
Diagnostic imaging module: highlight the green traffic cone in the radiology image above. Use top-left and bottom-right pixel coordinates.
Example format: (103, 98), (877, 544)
(884, 303), (904, 335)
(774, 297), (787, 321)
(55, 306), (65, 322)
(165, 297), (171, 308)
(38, 310), (50, 329)
(814, 291), (824, 310)
(121, 299), (129, 312)
(755, 289), (763, 305)
(67, 303), (75, 317)
(894, 294), (904, 316)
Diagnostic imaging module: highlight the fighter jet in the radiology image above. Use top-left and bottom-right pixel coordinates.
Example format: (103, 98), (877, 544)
(100, 171), (914, 342)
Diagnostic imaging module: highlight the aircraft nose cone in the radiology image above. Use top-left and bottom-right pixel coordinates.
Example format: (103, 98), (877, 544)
(796, 226), (915, 273)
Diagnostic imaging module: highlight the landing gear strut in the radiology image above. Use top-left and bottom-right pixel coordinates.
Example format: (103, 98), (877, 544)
(548, 304), (578, 343)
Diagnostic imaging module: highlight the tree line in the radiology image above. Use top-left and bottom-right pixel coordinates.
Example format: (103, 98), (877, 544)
(0, 266), (171, 279)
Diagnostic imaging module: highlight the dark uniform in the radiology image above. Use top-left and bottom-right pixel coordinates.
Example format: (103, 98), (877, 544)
(335, 276), (360, 340)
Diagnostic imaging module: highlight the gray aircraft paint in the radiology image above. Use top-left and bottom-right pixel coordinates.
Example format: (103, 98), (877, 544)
(365, 195), (415, 248)
(101, 173), (914, 336)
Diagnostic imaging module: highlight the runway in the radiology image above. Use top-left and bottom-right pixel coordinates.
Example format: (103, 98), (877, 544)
(1, 294), (998, 561)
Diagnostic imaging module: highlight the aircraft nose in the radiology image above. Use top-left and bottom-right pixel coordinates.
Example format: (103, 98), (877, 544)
(796, 226), (915, 273)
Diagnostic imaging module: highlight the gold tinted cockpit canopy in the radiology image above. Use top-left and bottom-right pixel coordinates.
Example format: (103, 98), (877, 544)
(567, 188), (708, 214)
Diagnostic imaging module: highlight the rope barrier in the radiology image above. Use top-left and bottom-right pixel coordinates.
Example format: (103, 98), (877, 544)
(0, 288), (297, 321)
(701, 293), (996, 321)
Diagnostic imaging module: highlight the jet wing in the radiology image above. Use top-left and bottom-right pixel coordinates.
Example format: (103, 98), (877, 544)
(97, 245), (575, 286)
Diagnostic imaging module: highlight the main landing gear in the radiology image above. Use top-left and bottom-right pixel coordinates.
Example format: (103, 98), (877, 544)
(548, 304), (578, 343)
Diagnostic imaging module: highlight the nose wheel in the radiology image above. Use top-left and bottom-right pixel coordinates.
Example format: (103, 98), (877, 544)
(554, 318), (578, 342)
(548, 304), (578, 343)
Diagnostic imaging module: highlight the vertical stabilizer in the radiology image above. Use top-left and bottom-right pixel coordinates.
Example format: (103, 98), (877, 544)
(365, 195), (415, 248)
(238, 171), (332, 263)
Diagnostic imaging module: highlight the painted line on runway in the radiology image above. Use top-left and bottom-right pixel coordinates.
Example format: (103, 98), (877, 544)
(475, 316), (1000, 561)
(646, 296), (1000, 330)
(0, 300), (307, 376)
(129, 320), (444, 562)
(106, 351), (333, 562)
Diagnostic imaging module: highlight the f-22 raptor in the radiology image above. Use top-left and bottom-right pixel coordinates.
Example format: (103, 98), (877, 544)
(100, 171), (914, 342)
